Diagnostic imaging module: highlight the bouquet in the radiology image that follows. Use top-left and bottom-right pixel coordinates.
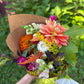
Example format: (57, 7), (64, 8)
(6, 14), (83, 84)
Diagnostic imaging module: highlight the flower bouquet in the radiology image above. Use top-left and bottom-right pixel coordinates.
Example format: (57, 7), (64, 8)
(6, 14), (84, 84)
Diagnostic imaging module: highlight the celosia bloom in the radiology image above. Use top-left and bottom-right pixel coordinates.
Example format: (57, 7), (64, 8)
(17, 56), (27, 66)
(49, 15), (57, 21)
(27, 62), (39, 71)
(39, 19), (69, 48)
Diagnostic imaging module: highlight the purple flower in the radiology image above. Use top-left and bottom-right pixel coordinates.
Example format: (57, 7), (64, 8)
(27, 62), (39, 71)
(17, 56), (27, 66)
(49, 15), (57, 21)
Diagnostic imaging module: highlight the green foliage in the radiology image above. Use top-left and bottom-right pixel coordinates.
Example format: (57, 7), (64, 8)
(61, 41), (78, 67)
(64, 25), (84, 37)
(22, 45), (35, 57)
(50, 0), (84, 26)
(4, 0), (52, 17)
(0, 57), (10, 66)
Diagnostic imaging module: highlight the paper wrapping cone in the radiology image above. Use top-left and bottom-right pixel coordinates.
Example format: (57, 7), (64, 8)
(6, 14), (47, 59)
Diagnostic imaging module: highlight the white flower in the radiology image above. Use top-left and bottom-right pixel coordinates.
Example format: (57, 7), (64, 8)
(37, 24), (40, 28)
(48, 64), (53, 69)
(39, 69), (49, 79)
(43, 54), (46, 57)
(37, 41), (49, 53)
(55, 78), (79, 84)
(32, 23), (40, 29)
(36, 59), (45, 65)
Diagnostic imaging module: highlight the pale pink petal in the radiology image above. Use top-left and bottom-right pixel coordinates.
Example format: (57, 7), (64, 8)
(40, 24), (51, 33)
(39, 30), (50, 35)
(31, 36), (40, 42)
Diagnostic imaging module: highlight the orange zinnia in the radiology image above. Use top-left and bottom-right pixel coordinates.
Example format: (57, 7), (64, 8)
(20, 34), (33, 53)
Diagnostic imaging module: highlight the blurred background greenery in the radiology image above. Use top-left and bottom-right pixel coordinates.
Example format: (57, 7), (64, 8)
(0, 0), (84, 84)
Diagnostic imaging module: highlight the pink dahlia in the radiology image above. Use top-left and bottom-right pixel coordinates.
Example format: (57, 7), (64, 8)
(39, 19), (69, 48)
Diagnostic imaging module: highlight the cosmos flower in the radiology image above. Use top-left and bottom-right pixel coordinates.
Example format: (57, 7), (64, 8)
(39, 19), (69, 48)
(55, 78), (79, 84)
(37, 41), (49, 53)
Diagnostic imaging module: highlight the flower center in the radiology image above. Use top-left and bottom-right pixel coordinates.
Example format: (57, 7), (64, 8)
(41, 44), (45, 48)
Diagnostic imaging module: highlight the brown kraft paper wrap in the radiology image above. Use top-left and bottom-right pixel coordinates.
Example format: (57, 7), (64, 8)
(6, 14), (47, 59)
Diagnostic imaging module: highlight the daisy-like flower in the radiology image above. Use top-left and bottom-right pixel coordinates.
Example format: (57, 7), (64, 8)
(37, 41), (49, 53)
(55, 78), (79, 84)
(39, 19), (69, 48)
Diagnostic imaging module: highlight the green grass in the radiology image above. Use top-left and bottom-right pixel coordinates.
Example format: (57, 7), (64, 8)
(0, 16), (84, 84)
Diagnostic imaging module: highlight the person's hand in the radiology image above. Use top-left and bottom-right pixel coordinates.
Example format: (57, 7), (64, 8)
(0, 0), (3, 3)
(16, 73), (37, 84)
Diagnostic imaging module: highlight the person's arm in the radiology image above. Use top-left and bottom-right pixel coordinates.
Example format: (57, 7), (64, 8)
(16, 74), (36, 84)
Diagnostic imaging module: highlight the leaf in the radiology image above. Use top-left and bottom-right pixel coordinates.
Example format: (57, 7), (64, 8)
(22, 45), (35, 57)
(64, 25), (84, 37)
(17, 50), (21, 56)
(74, 16), (84, 22)
(77, 10), (84, 16)
(34, 47), (38, 56)
(62, 4), (74, 11)
(5, 4), (12, 8)
(79, 0), (84, 7)
(61, 41), (77, 66)
(65, 0), (72, 3)
(22, 48), (30, 57)
(0, 57), (10, 66)
(55, 5), (61, 17)
(31, 44), (36, 49)
(69, 41), (78, 53)
(6, 9), (15, 13)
